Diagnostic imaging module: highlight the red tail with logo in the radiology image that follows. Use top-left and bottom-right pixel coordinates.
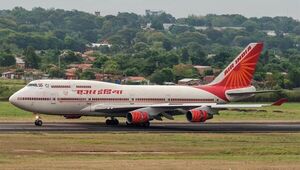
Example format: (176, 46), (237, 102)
(197, 42), (264, 101)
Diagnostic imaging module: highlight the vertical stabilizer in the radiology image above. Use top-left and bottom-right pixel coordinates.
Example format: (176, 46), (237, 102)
(208, 42), (264, 89)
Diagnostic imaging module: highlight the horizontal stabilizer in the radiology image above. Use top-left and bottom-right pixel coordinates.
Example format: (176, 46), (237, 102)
(227, 90), (280, 96)
(272, 98), (288, 106)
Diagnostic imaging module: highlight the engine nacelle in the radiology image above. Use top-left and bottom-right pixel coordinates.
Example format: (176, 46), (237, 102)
(186, 109), (212, 122)
(126, 111), (150, 124)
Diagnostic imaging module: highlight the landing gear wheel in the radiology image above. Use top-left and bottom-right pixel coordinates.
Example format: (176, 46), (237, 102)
(106, 119), (112, 125)
(141, 121), (150, 128)
(144, 121), (150, 127)
(106, 118), (119, 126)
(126, 121), (132, 126)
(34, 119), (43, 126)
(114, 119), (119, 125)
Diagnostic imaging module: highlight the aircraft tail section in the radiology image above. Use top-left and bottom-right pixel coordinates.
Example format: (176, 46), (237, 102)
(208, 42), (264, 89)
(196, 43), (264, 102)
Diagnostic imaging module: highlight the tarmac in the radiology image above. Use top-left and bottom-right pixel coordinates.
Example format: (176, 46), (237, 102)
(0, 122), (300, 133)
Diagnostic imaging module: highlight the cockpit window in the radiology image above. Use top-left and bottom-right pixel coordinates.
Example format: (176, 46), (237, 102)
(27, 83), (38, 87)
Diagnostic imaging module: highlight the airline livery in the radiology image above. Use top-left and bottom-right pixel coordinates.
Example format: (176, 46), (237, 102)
(9, 42), (287, 127)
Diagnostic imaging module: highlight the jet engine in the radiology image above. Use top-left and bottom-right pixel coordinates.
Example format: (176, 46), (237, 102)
(126, 111), (150, 124)
(186, 109), (213, 122)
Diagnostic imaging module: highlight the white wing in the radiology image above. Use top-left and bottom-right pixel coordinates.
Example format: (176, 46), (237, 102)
(81, 98), (287, 113)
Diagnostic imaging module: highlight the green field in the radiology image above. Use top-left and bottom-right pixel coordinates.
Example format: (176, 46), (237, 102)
(0, 133), (299, 169)
(0, 78), (27, 86)
(0, 79), (26, 100)
(1, 101), (300, 122)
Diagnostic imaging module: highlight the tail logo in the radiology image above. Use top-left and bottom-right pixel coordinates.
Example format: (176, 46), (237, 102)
(224, 45), (252, 76)
(222, 46), (261, 88)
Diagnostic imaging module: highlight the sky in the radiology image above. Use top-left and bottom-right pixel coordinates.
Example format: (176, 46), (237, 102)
(0, 0), (299, 19)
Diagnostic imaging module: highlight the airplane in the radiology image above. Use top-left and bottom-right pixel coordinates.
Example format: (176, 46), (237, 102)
(9, 42), (287, 127)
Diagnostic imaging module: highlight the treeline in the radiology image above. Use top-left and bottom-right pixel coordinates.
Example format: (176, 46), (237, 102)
(0, 7), (300, 88)
(178, 14), (300, 33)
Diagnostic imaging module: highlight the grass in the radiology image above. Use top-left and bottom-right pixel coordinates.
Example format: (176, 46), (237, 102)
(0, 133), (299, 169)
(0, 78), (26, 85)
(1, 78), (300, 169)
(212, 102), (300, 121)
(0, 79), (26, 100)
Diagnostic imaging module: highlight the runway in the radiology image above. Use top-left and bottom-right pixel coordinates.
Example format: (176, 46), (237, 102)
(0, 122), (300, 133)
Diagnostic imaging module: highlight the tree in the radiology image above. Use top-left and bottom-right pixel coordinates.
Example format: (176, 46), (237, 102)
(205, 28), (222, 41)
(150, 68), (174, 84)
(173, 64), (198, 81)
(177, 32), (208, 46)
(61, 51), (82, 64)
(233, 36), (252, 46)
(48, 67), (65, 78)
(187, 42), (206, 65)
(64, 35), (85, 51)
(183, 15), (206, 26)
(93, 55), (109, 68)
(211, 51), (232, 68)
(288, 67), (300, 88)
(23, 46), (40, 69)
(242, 20), (258, 32)
(169, 25), (193, 34)
(151, 19), (164, 30)
(162, 38), (172, 51)
(204, 69), (213, 76)
(0, 52), (16, 67)
(190, 50), (206, 65)
(164, 52), (179, 67)
(80, 69), (96, 80)
(293, 25), (300, 35)
(181, 48), (190, 64)
(116, 28), (138, 46)
(103, 60), (120, 74)
(124, 67), (139, 76)
(134, 42), (148, 51)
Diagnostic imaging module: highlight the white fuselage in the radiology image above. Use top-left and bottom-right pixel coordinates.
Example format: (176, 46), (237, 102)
(9, 80), (231, 116)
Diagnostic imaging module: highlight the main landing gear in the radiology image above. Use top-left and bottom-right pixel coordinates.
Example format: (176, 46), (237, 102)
(34, 115), (43, 126)
(105, 118), (119, 126)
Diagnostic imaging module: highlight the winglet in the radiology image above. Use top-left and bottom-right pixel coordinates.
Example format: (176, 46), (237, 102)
(272, 98), (288, 106)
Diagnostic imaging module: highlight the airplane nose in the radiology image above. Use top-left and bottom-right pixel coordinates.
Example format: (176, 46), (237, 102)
(9, 93), (17, 105)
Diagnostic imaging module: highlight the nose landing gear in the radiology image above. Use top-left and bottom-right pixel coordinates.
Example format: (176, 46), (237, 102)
(34, 115), (43, 126)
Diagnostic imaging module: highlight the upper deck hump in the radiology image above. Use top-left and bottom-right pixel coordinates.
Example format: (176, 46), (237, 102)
(31, 79), (121, 88)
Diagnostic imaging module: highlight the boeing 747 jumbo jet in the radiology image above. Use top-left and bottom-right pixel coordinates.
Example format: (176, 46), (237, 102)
(9, 42), (287, 127)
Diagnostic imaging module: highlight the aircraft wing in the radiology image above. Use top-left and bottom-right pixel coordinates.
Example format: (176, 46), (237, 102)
(84, 98), (287, 113)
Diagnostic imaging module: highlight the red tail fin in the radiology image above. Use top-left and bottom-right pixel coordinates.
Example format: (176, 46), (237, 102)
(209, 42), (264, 89)
(196, 43), (264, 102)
